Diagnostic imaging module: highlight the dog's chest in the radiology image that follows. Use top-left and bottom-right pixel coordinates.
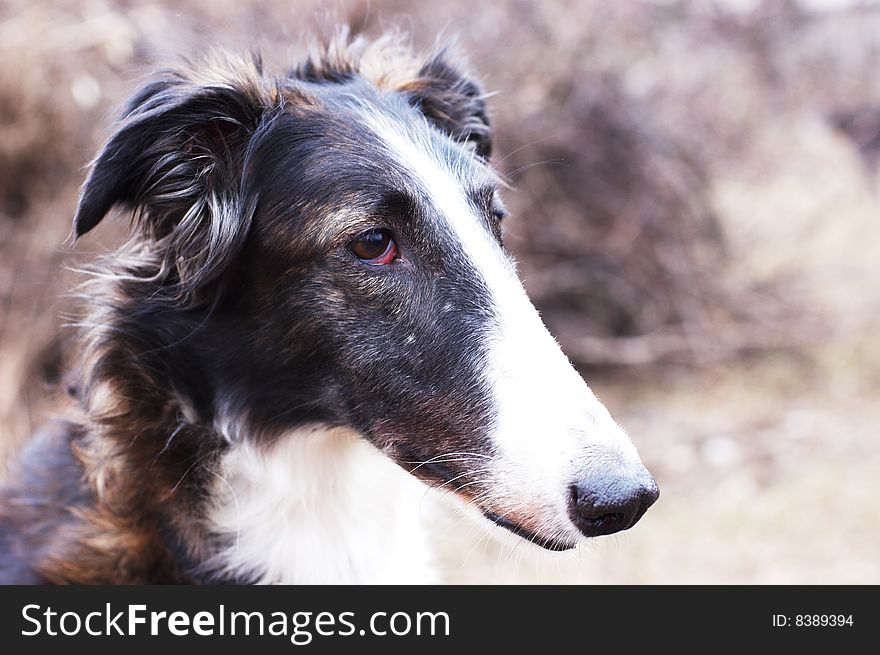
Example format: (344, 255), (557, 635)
(204, 427), (441, 584)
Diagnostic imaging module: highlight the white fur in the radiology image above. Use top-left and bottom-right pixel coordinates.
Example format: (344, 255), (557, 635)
(205, 426), (441, 584)
(205, 105), (652, 583)
(363, 108), (646, 543)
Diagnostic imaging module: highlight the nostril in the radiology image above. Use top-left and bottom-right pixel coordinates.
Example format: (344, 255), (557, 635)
(580, 511), (625, 532)
(569, 486), (623, 522)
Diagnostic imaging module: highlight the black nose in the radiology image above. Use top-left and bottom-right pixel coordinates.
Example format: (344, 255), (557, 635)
(568, 474), (659, 537)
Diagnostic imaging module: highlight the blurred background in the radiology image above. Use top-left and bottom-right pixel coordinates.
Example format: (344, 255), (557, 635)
(0, 0), (878, 583)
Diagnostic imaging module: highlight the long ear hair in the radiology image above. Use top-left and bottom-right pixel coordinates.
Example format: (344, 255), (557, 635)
(399, 50), (493, 160)
(73, 56), (280, 303)
(294, 31), (493, 159)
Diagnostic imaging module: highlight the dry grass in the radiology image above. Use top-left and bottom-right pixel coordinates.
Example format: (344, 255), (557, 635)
(0, 0), (878, 582)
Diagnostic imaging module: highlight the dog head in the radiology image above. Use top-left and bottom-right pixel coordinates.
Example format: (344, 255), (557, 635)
(74, 34), (657, 550)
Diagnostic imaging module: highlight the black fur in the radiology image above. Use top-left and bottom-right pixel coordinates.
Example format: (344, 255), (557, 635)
(0, 40), (505, 583)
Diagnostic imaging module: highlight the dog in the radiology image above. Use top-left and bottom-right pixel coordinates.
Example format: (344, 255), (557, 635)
(0, 31), (658, 584)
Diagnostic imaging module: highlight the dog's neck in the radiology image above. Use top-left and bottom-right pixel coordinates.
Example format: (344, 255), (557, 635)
(201, 425), (442, 584)
(68, 272), (442, 583)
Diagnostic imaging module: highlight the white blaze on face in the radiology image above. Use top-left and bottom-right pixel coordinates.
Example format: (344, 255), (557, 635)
(364, 108), (646, 541)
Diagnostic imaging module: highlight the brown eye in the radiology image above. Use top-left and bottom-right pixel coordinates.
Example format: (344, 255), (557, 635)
(348, 228), (398, 265)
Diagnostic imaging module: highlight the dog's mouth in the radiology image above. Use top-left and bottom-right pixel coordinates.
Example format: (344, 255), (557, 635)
(482, 510), (576, 552)
(395, 447), (578, 551)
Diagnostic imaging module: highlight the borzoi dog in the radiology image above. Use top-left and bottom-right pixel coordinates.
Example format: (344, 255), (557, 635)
(0, 33), (658, 583)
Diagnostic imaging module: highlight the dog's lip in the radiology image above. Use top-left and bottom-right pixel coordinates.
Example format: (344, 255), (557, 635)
(482, 510), (577, 552)
(397, 449), (577, 551)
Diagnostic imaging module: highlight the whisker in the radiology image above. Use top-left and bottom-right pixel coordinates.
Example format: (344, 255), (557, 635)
(170, 451), (217, 494)
(205, 467), (241, 553)
(428, 468), (493, 494)
(406, 451), (490, 474)
(505, 158), (567, 180)
(494, 133), (563, 167)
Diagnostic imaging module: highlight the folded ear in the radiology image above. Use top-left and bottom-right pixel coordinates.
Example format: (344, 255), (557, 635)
(73, 58), (275, 298)
(399, 51), (492, 160)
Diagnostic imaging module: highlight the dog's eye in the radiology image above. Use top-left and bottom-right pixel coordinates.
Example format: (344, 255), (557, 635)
(348, 228), (398, 265)
(490, 197), (508, 224)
